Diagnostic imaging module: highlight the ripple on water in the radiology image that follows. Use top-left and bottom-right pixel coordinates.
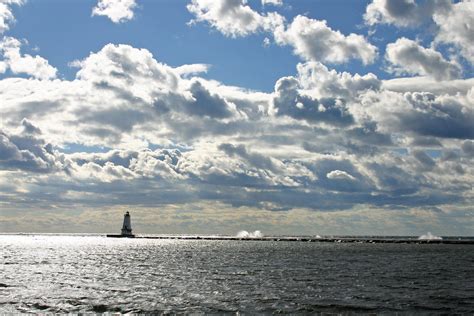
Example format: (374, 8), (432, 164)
(0, 235), (473, 313)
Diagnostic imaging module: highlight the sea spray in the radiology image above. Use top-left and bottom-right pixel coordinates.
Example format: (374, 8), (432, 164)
(418, 232), (442, 240)
(236, 230), (263, 238)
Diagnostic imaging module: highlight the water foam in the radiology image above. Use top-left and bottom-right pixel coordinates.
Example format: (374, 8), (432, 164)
(418, 232), (442, 240)
(236, 230), (263, 238)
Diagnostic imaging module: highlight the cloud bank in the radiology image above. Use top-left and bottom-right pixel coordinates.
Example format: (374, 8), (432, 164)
(0, 0), (473, 235)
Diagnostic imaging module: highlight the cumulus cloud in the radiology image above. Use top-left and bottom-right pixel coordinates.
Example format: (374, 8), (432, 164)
(365, 0), (474, 65)
(187, 0), (284, 37)
(185, 80), (238, 118)
(271, 76), (354, 126)
(69, 148), (186, 182)
(187, 1), (377, 65)
(74, 43), (179, 95)
(0, 125), (64, 173)
(433, 0), (474, 63)
(0, 36), (57, 80)
(385, 38), (461, 80)
(364, 0), (451, 27)
(0, 0), (472, 235)
(274, 15), (377, 65)
(0, 43), (259, 147)
(0, 0), (24, 34)
(0, 38), (473, 233)
(92, 0), (137, 23)
(267, 62), (381, 130)
(296, 61), (381, 99)
(359, 90), (474, 140)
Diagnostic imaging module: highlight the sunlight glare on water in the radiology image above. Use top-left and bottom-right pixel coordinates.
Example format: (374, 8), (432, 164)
(1, 235), (474, 313)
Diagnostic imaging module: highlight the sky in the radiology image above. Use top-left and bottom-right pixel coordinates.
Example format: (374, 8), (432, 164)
(0, 0), (473, 236)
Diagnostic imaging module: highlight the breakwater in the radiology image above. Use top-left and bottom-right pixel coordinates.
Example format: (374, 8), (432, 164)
(106, 234), (474, 244)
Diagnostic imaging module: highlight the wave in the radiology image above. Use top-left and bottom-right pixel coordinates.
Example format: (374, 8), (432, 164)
(236, 230), (263, 238)
(418, 232), (442, 240)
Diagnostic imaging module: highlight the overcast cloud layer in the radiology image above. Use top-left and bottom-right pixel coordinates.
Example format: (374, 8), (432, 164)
(0, 0), (473, 235)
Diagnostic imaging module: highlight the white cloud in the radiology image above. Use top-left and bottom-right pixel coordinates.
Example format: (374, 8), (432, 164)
(187, 0), (284, 37)
(175, 63), (210, 77)
(0, 59), (6, 73)
(0, 0), (24, 34)
(0, 43), (254, 147)
(0, 40), (473, 234)
(92, 0), (137, 23)
(262, 37), (271, 47)
(383, 77), (474, 95)
(0, 36), (57, 80)
(187, 1), (377, 66)
(274, 15), (377, 64)
(74, 43), (179, 100)
(364, 0), (474, 65)
(433, 0), (474, 63)
(326, 170), (356, 181)
(385, 37), (461, 80)
(261, 0), (282, 6)
(296, 61), (380, 99)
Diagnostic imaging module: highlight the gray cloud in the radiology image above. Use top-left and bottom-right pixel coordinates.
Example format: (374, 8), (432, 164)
(218, 143), (276, 171)
(364, 0), (452, 27)
(400, 93), (474, 139)
(461, 140), (474, 156)
(412, 149), (436, 170)
(360, 90), (474, 140)
(0, 128), (63, 173)
(185, 81), (235, 118)
(272, 76), (354, 126)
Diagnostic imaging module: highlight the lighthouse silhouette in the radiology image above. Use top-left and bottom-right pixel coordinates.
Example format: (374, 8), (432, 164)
(121, 211), (134, 237)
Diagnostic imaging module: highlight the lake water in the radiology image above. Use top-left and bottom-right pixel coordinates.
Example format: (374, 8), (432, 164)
(1, 234), (473, 313)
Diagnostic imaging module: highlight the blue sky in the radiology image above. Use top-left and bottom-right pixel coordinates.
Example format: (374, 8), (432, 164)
(5, 0), (449, 90)
(0, 0), (473, 235)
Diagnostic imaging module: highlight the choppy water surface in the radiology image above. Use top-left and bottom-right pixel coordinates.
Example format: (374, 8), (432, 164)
(1, 235), (473, 313)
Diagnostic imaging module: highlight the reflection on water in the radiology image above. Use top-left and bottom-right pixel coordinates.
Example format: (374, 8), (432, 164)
(1, 235), (474, 313)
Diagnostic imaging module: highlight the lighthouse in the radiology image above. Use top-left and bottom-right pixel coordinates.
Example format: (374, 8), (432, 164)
(121, 211), (133, 236)
(107, 211), (135, 238)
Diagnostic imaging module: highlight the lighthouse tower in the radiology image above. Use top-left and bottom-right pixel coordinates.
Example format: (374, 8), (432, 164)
(121, 211), (133, 236)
